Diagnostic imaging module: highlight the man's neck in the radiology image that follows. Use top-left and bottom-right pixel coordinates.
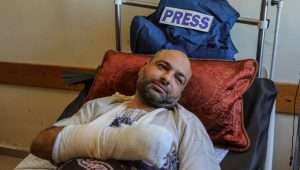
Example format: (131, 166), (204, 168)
(127, 95), (155, 112)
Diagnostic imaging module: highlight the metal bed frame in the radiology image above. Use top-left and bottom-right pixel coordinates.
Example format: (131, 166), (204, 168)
(113, 0), (288, 170)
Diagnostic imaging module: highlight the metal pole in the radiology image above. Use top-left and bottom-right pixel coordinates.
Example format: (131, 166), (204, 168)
(292, 77), (300, 170)
(115, 0), (122, 51)
(265, 103), (276, 170)
(270, 0), (284, 80)
(122, 1), (264, 27)
(256, 0), (269, 78)
(292, 117), (300, 170)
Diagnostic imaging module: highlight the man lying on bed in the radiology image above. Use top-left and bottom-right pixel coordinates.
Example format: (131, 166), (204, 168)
(30, 49), (220, 170)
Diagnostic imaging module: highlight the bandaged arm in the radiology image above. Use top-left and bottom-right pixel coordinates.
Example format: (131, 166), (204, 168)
(53, 123), (173, 168)
(30, 96), (115, 161)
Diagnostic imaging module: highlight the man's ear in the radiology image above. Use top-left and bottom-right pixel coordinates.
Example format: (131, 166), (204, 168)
(137, 69), (143, 81)
(140, 60), (150, 69)
(139, 58), (150, 76)
(139, 58), (151, 75)
(145, 58), (151, 65)
(138, 64), (145, 77)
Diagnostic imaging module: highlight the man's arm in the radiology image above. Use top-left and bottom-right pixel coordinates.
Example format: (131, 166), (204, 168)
(29, 96), (116, 162)
(30, 126), (64, 161)
(29, 98), (101, 161)
(30, 119), (174, 168)
(52, 123), (173, 168)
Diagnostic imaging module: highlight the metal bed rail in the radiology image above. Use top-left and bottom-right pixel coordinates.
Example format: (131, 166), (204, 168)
(121, 1), (263, 26)
(114, 0), (271, 78)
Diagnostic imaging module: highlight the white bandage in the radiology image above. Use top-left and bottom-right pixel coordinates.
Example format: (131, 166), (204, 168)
(54, 123), (173, 168)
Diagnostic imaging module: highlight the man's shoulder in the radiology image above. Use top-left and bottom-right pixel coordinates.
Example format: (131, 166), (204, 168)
(85, 92), (134, 108)
(54, 93), (134, 125)
(176, 104), (199, 122)
(175, 104), (207, 130)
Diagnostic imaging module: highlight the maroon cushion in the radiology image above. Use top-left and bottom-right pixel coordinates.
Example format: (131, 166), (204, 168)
(85, 50), (257, 151)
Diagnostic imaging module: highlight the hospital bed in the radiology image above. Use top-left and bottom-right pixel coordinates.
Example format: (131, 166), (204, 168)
(113, 0), (280, 169)
(16, 0), (280, 169)
(115, 0), (283, 170)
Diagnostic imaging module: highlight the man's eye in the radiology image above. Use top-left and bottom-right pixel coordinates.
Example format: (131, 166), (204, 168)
(157, 63), (166, 69)
(176, 76), (184, 85)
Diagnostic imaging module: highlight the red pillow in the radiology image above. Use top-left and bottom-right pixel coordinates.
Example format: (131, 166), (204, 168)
(85, 50), (257, 151)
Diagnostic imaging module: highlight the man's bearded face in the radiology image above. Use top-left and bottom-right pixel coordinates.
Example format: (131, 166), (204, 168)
(136, 74), (179, 109)
(136, 50), (191, 109)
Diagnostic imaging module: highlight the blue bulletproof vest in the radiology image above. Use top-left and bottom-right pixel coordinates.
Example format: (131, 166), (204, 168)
(130, 0), (240, 59)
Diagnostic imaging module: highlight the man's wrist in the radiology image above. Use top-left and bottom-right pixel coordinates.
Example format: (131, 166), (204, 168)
(51, 130), (63, 164)
(30, 126), (64, 161)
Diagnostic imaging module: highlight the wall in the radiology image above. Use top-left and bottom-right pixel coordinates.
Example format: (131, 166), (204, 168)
(0, 0), (299, 169)
(0, 0), (117, 149)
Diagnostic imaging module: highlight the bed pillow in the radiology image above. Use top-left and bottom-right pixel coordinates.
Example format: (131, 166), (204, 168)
(85, 50), (257, 151)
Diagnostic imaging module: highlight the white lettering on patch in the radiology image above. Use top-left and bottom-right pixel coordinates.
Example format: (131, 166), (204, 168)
(159, 6), (213, 32)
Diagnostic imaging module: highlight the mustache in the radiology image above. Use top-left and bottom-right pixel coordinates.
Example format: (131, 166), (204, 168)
(151, 80), (169, 94)
(137, 78), (180, 108)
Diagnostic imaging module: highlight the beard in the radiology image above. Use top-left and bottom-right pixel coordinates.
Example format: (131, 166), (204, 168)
(136, 78), (180, 109)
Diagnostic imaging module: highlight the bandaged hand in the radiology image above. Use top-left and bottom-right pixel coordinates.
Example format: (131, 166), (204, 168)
(53, 122), (174, 168)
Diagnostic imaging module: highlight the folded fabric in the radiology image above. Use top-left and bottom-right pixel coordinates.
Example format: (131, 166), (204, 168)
(131, 16), (168, 54)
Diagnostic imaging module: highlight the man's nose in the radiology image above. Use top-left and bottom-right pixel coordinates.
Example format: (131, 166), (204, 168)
(160, 72), (172, 85)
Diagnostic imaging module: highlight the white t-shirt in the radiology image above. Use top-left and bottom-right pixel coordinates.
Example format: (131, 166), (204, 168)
(53, 93), (221, 170)
(17, 93), (223, 170)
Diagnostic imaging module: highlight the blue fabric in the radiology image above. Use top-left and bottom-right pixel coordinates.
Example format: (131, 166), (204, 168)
(131, 16), (168, 54)
(130, 0), (240, 59)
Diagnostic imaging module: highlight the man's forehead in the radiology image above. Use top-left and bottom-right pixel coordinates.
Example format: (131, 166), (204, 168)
(151, 50), (191, 76)
(155, 49), (186, 59)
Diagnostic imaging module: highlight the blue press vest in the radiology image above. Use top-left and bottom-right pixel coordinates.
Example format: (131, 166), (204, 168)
(130, 0), (239, 59)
